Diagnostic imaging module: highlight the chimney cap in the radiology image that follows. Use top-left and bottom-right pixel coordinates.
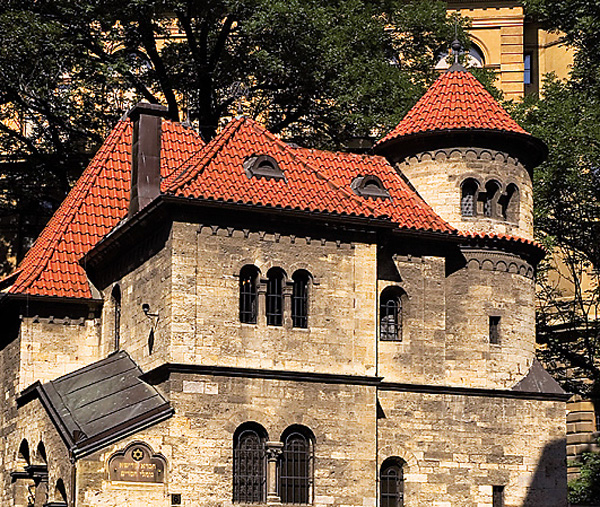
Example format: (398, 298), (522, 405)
(127, 102), (169, 122)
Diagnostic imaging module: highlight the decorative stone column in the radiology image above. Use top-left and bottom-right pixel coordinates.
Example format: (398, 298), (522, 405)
(283, 282), (293, 329)
(266, 441), (283, 504)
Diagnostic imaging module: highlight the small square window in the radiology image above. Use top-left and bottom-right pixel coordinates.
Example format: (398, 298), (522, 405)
(171, 493), (182, 505)
(492, 485), (504, 507)
(489, 316), (501, 344)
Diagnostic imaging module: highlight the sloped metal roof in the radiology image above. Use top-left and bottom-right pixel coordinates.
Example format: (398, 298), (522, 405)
(21, 351), (173, 459)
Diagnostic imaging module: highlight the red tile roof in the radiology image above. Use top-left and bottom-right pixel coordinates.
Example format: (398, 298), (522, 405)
(376, 68), (528, 148)
(7, 120), (204, 298)
(166, 117), (454, 234)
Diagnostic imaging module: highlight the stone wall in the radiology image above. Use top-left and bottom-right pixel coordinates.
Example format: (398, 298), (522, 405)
(378, 389), (566, 507)
(75, 373), (378, 507)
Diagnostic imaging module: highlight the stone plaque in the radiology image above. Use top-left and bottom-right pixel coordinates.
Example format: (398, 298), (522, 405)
(108, 443), (166, 483)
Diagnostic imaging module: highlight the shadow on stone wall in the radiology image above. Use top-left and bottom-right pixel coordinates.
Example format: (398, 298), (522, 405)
(522, 438), (567, 507)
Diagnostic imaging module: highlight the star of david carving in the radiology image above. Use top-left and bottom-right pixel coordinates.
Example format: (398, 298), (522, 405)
(132, 448), (144, 461)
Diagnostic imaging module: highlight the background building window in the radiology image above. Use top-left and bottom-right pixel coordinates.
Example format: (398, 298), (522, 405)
(380, 458), (405, 507)
(233, 425), (267, 503)
(240, 265), (259, 324)
(280, 427), (313, 504)
(292, 270), (310, 328)
(524, 53), (532, 85)
(266, 268), (285, 326)
(380, 287), (405, 341)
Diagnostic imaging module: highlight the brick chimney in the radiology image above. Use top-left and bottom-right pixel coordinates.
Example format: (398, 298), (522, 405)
(127, 102), (169, 217)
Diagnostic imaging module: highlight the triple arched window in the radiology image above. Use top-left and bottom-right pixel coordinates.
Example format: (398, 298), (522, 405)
(239, 266), (310, 328)
(460, 178), (519, 222)
(233, 424), (314, 505)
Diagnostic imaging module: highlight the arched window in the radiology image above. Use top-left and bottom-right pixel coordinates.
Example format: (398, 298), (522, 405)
(233, 424), (267, 504)
(111, 285), (121, 350)
(36, 442), (47, 464)
(17, 439), (30, 467)
(461, 179), (478, 217)
(380, 458), (406, 507)
(483, 180), (501, 218)
(55, 479), (68, 505)
(501, 184), (520, 222)
(240, 265), (260, 324)
(280, 427), (314, 504)
(266, 268), (285, 326)
(292, 270), (310, 329)
(380, 287), (405, 342)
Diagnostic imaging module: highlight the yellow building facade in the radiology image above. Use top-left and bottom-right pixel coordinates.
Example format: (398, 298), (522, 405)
(447, 0), (574, 99)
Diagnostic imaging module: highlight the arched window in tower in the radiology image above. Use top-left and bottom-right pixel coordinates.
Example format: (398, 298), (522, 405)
(266, 268), (285, 326)
(483, 180), (501, 218)
(501, 184), (520, 222)
(233, 424), (267, 503)
(279, 427), (314, 504)
(111, 285), (121, 350)
(292, 270), (310, 329)
(461, 179), (478, 217)
(380, 287), (405, 341)
(240, 265), (260, 324)
(380, 458), (406, 507)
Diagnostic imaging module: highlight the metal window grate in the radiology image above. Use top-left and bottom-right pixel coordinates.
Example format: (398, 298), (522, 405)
(461, 181), (477, 217)
(381, 462), (404, 507)
(240, 268), (258, 324)
(233, 430), (266, 503)
(266, 272), (283, 326)
(489, 316), (501, 344)
(380, 296), (401, 341)
(280, 433), (311, 504)
(292, 274), (308, 328)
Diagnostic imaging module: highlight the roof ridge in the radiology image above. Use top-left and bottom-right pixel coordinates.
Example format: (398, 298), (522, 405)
(164, 117), (245, 192)
(10, 122), (128, 294)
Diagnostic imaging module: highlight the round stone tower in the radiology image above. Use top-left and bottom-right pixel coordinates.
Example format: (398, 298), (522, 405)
(374, 61), (546, 243)
(375, 58), (549, 389)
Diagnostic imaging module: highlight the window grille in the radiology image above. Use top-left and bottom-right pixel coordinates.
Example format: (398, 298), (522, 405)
(240, 267), (258, 324)
(266, 270), (284, 326)
(461, 180), (478, 217)
(234, 429), (266, 503)
(489, 316), (501, 344)
(380, 461), (404, 507)
(380, 292), (402, 341)
(280, 432), (312, 504)
(484, 181), (500, 217)
(292, 272), (309, 328)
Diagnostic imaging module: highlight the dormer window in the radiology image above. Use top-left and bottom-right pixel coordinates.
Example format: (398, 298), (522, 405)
(244, 155), (285, 180)
(351, 175), (391, 200)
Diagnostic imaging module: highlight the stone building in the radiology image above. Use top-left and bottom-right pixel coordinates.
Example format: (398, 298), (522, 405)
(0, 64), (568, 507)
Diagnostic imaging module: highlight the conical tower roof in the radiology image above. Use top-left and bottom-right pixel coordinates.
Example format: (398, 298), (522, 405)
(374, 65), (547, 168)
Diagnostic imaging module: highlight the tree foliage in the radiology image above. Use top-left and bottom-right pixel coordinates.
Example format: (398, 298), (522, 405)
(0, 0), (467, 272)
(512, 2), (600, 398)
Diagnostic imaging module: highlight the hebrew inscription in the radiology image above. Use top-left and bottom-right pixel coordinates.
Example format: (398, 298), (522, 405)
(108, 443), (166, 483)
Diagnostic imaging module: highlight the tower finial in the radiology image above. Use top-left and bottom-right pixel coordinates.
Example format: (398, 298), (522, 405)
(451, 39), (462, 65)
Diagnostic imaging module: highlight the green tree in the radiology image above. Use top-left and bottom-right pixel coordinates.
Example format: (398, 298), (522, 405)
(0, 0), (466, 272)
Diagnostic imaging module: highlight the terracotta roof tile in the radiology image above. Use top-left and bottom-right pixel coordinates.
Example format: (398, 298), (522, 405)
(376, 68), (528, 148)
(7, 120), (204, 298)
